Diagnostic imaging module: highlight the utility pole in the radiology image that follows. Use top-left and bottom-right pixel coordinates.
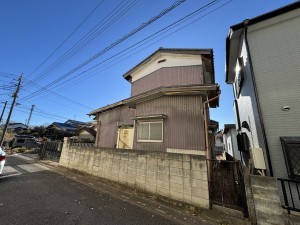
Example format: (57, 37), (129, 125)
(0, 75), (22, 147)
(26, 104), (35, 127)
(0, 101), (8, 124)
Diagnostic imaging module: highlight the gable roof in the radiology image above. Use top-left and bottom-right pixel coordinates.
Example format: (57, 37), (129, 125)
(65, 120), (87, 127)
(123, 48), (214, 82)
(78, 127), (97, 137)
(48, 122), (77, 131)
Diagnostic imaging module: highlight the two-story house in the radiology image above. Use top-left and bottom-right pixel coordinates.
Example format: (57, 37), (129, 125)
(226, 1), (300, 215)
(89, 48), (219, 157)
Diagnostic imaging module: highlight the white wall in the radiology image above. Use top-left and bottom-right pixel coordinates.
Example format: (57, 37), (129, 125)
(131, 53), (202, 82)
(231, 36), (266, 168)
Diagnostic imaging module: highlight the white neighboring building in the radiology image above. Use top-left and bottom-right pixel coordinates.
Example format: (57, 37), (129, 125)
(226, 1), (300, 213)
(223, 124), (240, 161)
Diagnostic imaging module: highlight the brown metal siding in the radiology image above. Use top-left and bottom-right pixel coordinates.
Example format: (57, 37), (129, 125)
(96, 107), (135, 148)
(133, 95), (205, 151)
(131, 66), (204, 96)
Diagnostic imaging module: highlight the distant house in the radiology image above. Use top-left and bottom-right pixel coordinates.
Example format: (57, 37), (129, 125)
(89, 48), (220, 155)
(226, 1), (300, 214)
(223, 124), (240, 161)
(47, 120), (88, 135)
(0, 123), (28, 133)
(47, 122), (78, 133)
(77, 127), (96, 142)
(214, 130), (224, 158)
(64, 120), (88, 128)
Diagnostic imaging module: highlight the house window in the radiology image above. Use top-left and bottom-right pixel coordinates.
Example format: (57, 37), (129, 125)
(280, 137), (300, 179)
(137, 121), (163, 142)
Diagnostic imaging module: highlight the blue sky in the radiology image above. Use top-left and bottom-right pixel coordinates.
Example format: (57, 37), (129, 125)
(0, 0), (295, 128)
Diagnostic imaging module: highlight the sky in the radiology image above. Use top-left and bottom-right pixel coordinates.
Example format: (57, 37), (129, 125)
(0, 0), (295, 128)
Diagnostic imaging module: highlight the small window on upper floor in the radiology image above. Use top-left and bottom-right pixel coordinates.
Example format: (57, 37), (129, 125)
(234, 57), (244, 98)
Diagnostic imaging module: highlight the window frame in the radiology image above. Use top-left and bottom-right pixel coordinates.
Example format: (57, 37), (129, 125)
(137, 120), (163, 143)
(280, 137), (300, 180)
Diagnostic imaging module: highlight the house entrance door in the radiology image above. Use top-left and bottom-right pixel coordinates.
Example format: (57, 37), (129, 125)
(117, 127), (134, 149)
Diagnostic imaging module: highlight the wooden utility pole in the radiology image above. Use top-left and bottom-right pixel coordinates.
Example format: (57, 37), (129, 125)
(26, 104), (35, 127)
(0, 75), (22, 147)
(0, 101), (8, 124)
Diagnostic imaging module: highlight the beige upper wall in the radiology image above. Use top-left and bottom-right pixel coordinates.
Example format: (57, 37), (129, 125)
(131, 53), (202, 82)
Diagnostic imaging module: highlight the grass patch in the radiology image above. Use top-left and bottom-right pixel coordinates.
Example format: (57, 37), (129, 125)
(15, 147), (27, 153)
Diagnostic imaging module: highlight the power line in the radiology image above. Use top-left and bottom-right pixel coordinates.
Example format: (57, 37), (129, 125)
(20, 0), (187, 101)
(1, 70), (93, 110)
(16, 104), (69, 121)
(19, 88), (89, 114)
(14, 108), (66, 122)
(53, 0), (224, 90)
(0, 75), (22, 146)
(27, 0), (138, 84)
(21, 77), (93, 110)
(26, 0), (106, 79)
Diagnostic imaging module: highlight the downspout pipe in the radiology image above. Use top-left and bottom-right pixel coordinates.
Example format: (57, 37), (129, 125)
(243, 20), (274, 176)
(203, 94), (219, 210)
(204, 94), (220, 161)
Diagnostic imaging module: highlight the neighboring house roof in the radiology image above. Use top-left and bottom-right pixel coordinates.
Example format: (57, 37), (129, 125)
(209, 119), (219, 131)
(65, 120), (87, 127)
(225, 1), (300, 83)
(88, 84), (220, 116)
(48, 122), (77, 132)
(123, 48), (215, 83)
(224, 124), (236, 133)
(47, 120), (88, 133)
(1, 123), (28, 130)
(78, 127), (97, 137)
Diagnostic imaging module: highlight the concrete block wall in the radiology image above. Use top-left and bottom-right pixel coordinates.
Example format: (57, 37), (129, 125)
(250, 175), (284, 225)
(59, 138), (209, 208)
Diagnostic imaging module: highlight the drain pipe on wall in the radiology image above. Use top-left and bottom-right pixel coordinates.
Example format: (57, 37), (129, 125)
(204, 93), (220, 202)
(243, 20), (274, 177)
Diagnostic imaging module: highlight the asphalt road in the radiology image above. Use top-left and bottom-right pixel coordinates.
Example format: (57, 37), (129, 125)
(0, 154), (207, 225)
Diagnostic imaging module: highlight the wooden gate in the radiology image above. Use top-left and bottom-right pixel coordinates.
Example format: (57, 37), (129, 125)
(207, 160), (248, 216)
(39, 141), (63, 160)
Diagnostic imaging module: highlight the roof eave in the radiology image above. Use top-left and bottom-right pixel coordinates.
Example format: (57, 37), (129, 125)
(225, 28), (243, 84)
(124, 84), (220, 108)
(230, 2), (300, 32)
(88, 101), (125, 116)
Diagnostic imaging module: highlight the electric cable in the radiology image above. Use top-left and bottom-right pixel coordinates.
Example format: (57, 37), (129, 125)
(20, 0), (187, 101)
